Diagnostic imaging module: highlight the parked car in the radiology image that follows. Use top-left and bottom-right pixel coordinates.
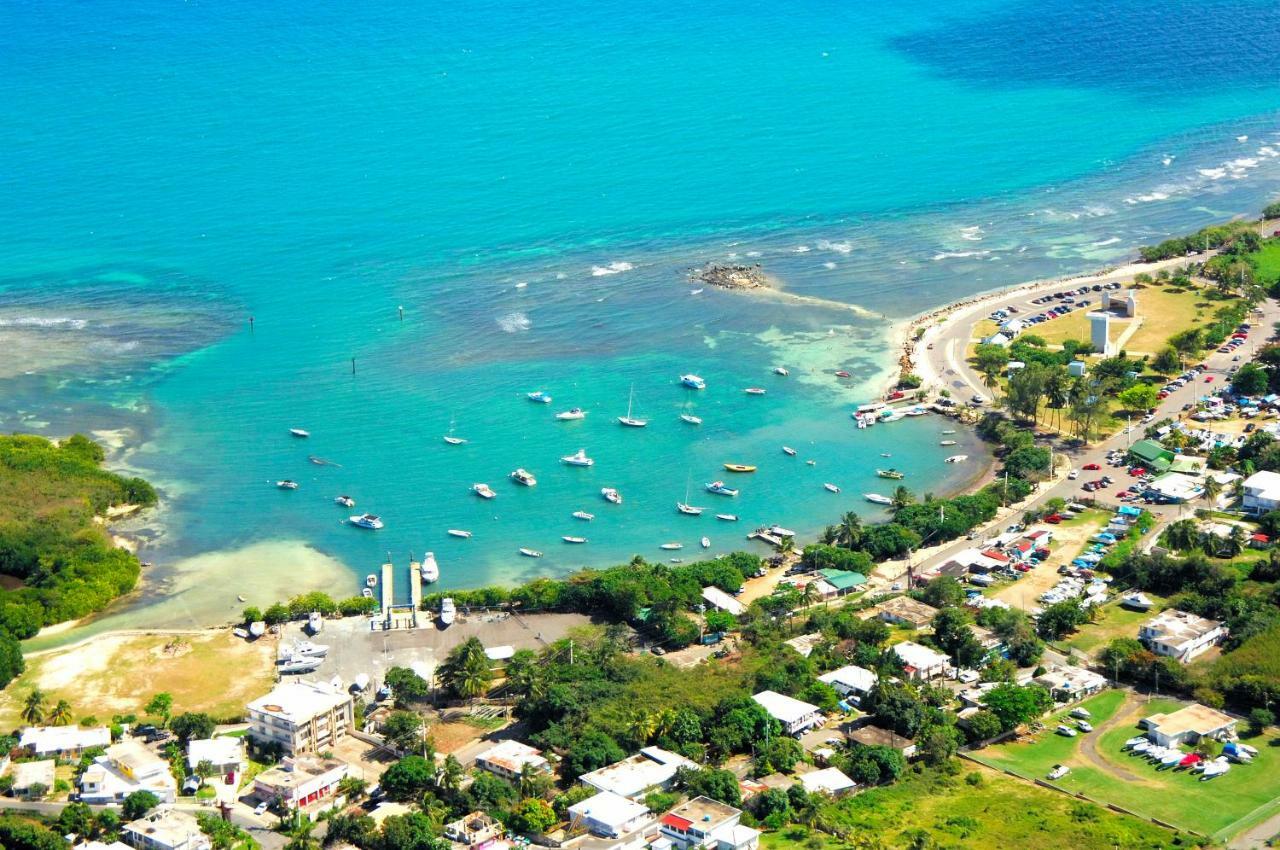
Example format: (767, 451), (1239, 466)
(1067, 470), (1079, 480)
(1083, 463), (1100, 470)
(1048, 764), (1070, 780)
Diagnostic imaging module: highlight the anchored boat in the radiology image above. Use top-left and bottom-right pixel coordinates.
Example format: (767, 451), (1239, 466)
(560, 448), (594, 467)
(555, 407), (586, 421)
(473, 482), (496, 499)
(601, 487), (623, 504)
(705, 481), (739, 497)
(680, 374), (706, 390)
(723, 463), (757, 473)
(876, 468), (904, 480)
(864, 493), (892, 505)
(527, 390), (553, 404)
(510, 468), (537, 486)
(349, 513), (383, 529)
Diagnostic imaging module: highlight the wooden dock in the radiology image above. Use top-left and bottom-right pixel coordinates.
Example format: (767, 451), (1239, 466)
(380, 560), (394, 613)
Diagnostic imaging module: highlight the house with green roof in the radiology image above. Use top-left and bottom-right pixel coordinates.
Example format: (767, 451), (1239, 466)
(818, 569), (867, 597)
(1128, 438), (1174, 473)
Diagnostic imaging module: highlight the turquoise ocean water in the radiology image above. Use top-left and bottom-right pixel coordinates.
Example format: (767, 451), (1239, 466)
(4, 0), (1280, 606)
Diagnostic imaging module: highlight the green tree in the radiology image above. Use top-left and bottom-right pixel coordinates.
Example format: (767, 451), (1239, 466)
(1233, 362), (1269, 396)
(381, 755), (436, 802)
(974, 344), (1010, 399)
(241, 606), (262, 625)
(502, 649), (544, 700)
(562, 730), (626, 779)
(170, 712), (216, 743)
(438, 638), (492, 701)
(322, 813), (376, 849)
(122, 790), (161, 821)
(144, 693), (173, 727)
(381, 711), (427, 754)
(890, 486), (916, 514)
(49, 699), (72, 726)
(384, 667), (432, 704)
(983, 683), (1052, 731)
(1116, 383), (1158, 413)
(21, 689), (46, 725)
(676, 766), (741, 807)
(1151, 346), (1181, 375)
(1036, 600), (1088, 640)
(509, 799), (557, 835)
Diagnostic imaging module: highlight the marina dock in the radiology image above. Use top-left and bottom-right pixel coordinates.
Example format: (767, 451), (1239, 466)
(380, 559), (394, 613)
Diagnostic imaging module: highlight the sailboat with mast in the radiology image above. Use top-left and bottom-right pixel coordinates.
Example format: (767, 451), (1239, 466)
(676, 477), (705, 515)
(618, 384), (648, 427)
(442, 415), (467, 445)
(679, 401), (702, 425)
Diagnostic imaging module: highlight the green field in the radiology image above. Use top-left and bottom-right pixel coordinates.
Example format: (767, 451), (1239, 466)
(760, 758), (1175, 850)
(1247, 240), (1280, 287)
(974, 691), (1280, 841)
(1062, 597), (1167, 657)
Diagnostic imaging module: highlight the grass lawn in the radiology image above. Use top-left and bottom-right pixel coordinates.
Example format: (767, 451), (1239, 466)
(1031, 284), (1234, 356)
(974, 691), (1280, 842)
(1062, 596), (1168, 658)
(1247, 240), (1280, 287)
(761, 758), (1175, 850)
(0, 631), (276, 727)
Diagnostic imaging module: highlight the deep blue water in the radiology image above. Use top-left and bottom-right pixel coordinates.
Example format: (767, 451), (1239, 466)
(2, 0), (1280, 606)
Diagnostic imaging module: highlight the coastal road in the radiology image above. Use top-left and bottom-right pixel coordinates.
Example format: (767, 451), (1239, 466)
(0, 798), (287, 850)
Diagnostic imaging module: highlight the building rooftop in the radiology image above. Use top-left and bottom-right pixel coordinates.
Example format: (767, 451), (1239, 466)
(1142, 609), (1223, 644)
(752, 690), (820, 725)
(661, 795), (740, 833)
(123, 809), (209, 850)
(255, 756), (346, 791)
(797, 767), (855, 795)
(187, 737), (245, 769)
(782, 633), (823, 658)
(1033, 665), (1106, 693)
(873, 596), (939, 626)
(892, 641), (950, 672)
(1244, 470), (1280, 498)
(475, 739), (548, 774)
(701, 586), (746, 616)
(817, 665), (877, 694)
(847, 725), (915, 749)
(10, 759), (55, 790)
(19, 724), (111, 753)
(1144, 703), (1237, 738)
(819, 569), (867, 591)
(247, 680), (350, 724)
(579, 746), (694, 798)
(568, 789), (649, 830)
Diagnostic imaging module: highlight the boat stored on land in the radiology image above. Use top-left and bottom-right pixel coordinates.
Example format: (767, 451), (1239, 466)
(350, 514), (383, 529)
(440, 597), (456, 625)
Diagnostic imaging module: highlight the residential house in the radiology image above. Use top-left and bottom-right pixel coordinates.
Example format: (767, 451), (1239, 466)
(474, 739), (550, 781)
(1139, 609), (1226, 662)
(186, 737), (246, 786)
(817, 569), (867, 597)
(567, 790), (651, 839)
(19, 725), (111, 758)
(1243, 470), (1280, 515)
(1033, 665), (1108, 703)
(846, 725), (917, 759)
(246, 680), (354, 755)
(1142, 703), (1238, 748)
(122, 809), (211, 850)
(659, 796), (760, 850)
(872, 597), (939, 629)
(782, 633), (823, 658)
(817, 665), (878, 705)
(796, 767), (856, 797)
(252, 755), (349, 810)
(752, 691), (823, 736)
(579, 746), (695, 799)
(444, 812), (504, 847)
(75, 841), (132, 850)
(701, 586), (746, 617)
(9, 759), (55, 798)
(80, 740), (177, 804)
(891, 641), (950, 681)
(1129, 439), (1174, 475)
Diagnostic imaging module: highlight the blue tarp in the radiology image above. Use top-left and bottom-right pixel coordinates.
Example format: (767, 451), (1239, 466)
(1117, 505), (1142, 517)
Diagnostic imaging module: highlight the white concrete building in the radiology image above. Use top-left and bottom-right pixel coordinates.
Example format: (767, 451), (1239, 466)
(1143, 704), (1238, 748)
(1242, 470), (1280, 516)
(122, 809), (210, 850)
(752, 690), (823, 736)
(247, 680), (354, 755)
(701, 586), (746, 616)
(797, 767), (856, 796)
(80, 741), (177, 804)
(252, 755), (349, 810)
(9, 759), (55, 798)
(891, 641), (950, 680)
(659, 796), (760, 850)
(19, 725), (111, 758)
(1139, 609), (1226, 662)
(186, 737), (246, 786)
(579, 746), (695, 799)
(817, 665), (878, 704)
(568, 790), (651, 839)
(474, 739), (550, 780)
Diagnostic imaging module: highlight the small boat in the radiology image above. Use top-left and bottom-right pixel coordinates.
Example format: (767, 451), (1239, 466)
(248, 621), (266, 638)
(1121, 592), (1154, 611)
(864, 493), (892, 505)
(276, 480), (299, 490)
(561, 448), (594, 467)
(680, 411), (703, 425)
(824, 483), (841, 493)
(473, 482), (496, 499)
(716, 513), (738, 521)
(880, 453), (891, 457)
(724, 463), (757, 473)
(669, 558), (684, 564)
(1131, 740), (1151, 754)
(443, 417), (467, 445)
(876, 468), (904, 480)
(942, 429), (956, 434)
(744, 387), (767, 395)
(440, 597), (456, 625)
(701, 536), (711, 548)
(289, 428), (310, 438)
(572, 510), (595, 521)
(834, 370), (851, 378)
(237, 594), (246, 603)
(518, 548), (542, 558)
(602, 487), (623, 504)
(1123, 736), (1147, 749)
(939, 440), (957, 446)
(366, 574), (377, 587)
(556, 407), (587, 421)
(334, 495), (356, 508)
(805, 460), (816, 466)
(680, 374), (706, 390)
(527, 390), (553, 404)
(293, 640), (330, 658)
(782, 446), (797, 456)
(705, 481), (739, 497)
(676, 502), (705, 515)
(447, 529), (472, 538)
(350, 513), (384, 529)
(421, 552), (439, 583)
(1160, 750), (1184, 767)
(774, 367), (789, 376)
(618, 384), (648, 427)
(510, 468), (537, 486)
(278, 656), (323, 675)
(945, 455), (969, 463)
(660, 542), (683, 550)
(562, 536), (588, 544)
(362, 587), (373, 598)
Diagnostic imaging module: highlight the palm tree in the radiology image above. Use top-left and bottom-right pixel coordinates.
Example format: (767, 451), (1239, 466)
(800, 581), (820, 610)
(21, 689), (46, 725)
(49, 700), (72, 727)
(284, 813), (319, 850)
(833, 512), (862, 549)
(778, 535), (796, 557)
(891, 486), (916, 514)
(439, 638), (492, 701)
(1202, 475), (1223, 510)
(1225, 524), (1247, 558)
(434, 755), (463, 797)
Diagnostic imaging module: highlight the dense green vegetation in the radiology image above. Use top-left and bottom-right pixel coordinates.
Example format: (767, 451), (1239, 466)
(1137, 219), (1256, 263)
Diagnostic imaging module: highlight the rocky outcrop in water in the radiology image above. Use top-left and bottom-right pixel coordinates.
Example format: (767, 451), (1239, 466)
(692, 263), (770, 290)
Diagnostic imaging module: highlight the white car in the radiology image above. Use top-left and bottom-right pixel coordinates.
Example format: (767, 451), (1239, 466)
(254, 801), (270, 816)
(1056, 724), (1078, 737)
(1076, 720), (1094, 733)
(1068, 470), (1079, 480)
(1047, 764), (1070, 780)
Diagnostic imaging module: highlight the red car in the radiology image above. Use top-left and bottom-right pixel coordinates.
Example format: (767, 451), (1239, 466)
(887, 391), (905, 400)
(1205, 376), (1214, 383)
(1083, 463), (1101, 470)
(1128, 467), (1146, 476)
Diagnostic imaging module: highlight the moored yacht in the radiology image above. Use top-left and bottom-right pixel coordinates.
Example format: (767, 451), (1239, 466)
(365, 574), (378, 587)
(676, 502), (705, 515)
(601, 487), (623, 504)
(701, 536), (711, 548)
(782, 446), (797, 456)
(421, 552), (439, 583)
(562, 536), (588, 544)
(864, 493), (892, 505)
(572, 510), (595, 521)
(555, 407), (586, 420)
(527, 390), (553, 404)
(680, 411), (703, 425)
(618, 384), (648, 427)
(350, 513), (383, 529)
(510, 468), (537, 486)
(560, 448), (594, 467)
(276, 480), (299, 490)
(774, 367), (789, 376)
(705, 481), (739, 497)
(660, 542), (683, 550)
(876, 468), (904, 480)
(680, 374), (706, 390)
(289, 428), (310, 438)
(447, 529), (472, 538)
(518, 548), (542, 558)
(716, 513), (738, 521)
(334, 495), (355, 508)
(744, 387), (766, 395)
(945, 455), (969, 463)
(823, 483), (841, 493)
(473, 482), (496, 499)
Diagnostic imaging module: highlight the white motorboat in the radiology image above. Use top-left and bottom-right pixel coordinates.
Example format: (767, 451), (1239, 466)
(602, 487), (623, 504)
(473, 482), (496, 499)
(1130, 740), (1152, 754)
(293, 640), (330, 658)
(676, 502), (705, 516)
(421, 552), (439, 583)
(289, 428), (310, 438)
(447, 529), (472, 538)
(806, 459), (816, 465)
(278, 656), (323, 675)
(1160, 750), (1184, 767)
(365, 574), (378, 587)
(823, 483), (841, 493)
(864, 493), (892, 505)
(276, 480), (299, 490)
(518, 548), (542, 558)
(939, 440), (957, 446)
(945, 454), (969, 463)
(572, 510), (595, 521)
(561, 448), (595, 467)
(774, 367), (789, 376)
(527, 390), (553, 404)
(680, 411), (703, 425)
(510, 468), (537, 486)
(555, 407), (586, 420)
(680, 374), (706, 390)
(744, 387), (766, 395)
(1121, 592), (1154, 611)
(439, 597), (456, 626)
(618, 384), (648, 427)
(562, 536), (588, 544)
(942, 429), (956, 434)
(716, 514), (738, 521)
(660, 542), (683, 550)
(705, 481), (739, 497)
(334, 495), (355, 508)
(362, 587), (374, 598)
(701, 536), (711, 548)
(350, 514), (383, 529)
(782, 446), (797, 456)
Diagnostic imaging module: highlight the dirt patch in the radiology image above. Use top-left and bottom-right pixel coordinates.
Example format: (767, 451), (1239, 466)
(994, 513), (1106, 611)
(1074, 693), (1152, 785)
(431, 720), (489, 755)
